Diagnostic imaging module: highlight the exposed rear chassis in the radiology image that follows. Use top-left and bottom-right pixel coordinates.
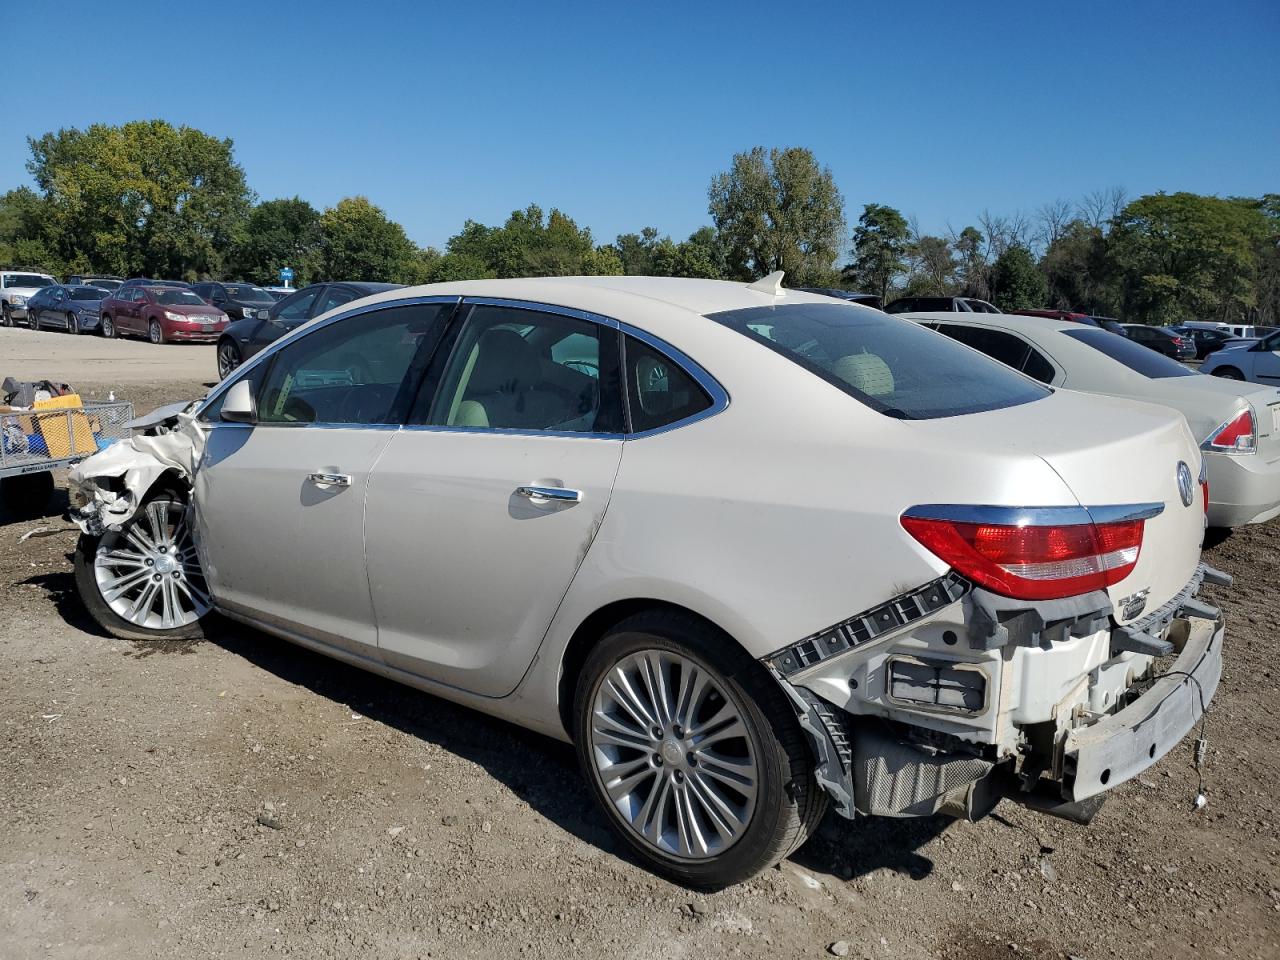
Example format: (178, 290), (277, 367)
(773, 564), (1228, 824)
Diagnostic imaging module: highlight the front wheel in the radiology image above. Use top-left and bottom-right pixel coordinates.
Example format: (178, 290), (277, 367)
(32, 310), (43, 331)
(101, 315), (116, 338)
(217, 338), (242, 379)
(0, 303), (10, 327)
(1212, 367), (1245, 380)
(67, 312), (80, 335)
(74, 497), (212, 642)
(574, 610), (827, 888)
(148, 320), (165, 344)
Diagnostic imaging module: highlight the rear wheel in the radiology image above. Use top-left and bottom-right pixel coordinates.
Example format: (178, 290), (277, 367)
(574, 610), (827, 888)
(148, 320), (165, 345)
(1212, 367), (1245, 380)
(217, 338), (242, 379)
(101, 315), (116, 338)
(74, 496), (211, 642)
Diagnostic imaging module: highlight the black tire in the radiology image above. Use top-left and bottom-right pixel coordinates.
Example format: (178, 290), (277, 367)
(217, 338), (242, 379)
(0, 303), (10, 327)
(573, 609), (827, 889)
(101, 314), (116, 338)
(67, 312), (80, 335)
(148, 320), (165, 345)
(74, 496), (210, 642)
(0, 471), (55, 519)
(1212, 366), (1245, 381)
(31, 310), (42, 331)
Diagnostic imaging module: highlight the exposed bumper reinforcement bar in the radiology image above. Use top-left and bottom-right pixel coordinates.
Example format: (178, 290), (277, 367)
(1063, 612), (1223, 802)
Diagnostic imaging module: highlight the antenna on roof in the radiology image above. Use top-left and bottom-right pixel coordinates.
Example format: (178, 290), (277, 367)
(747, 271), (785, 296)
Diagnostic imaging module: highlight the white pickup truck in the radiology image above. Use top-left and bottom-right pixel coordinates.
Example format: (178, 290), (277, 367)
(0, 270), (57, 326)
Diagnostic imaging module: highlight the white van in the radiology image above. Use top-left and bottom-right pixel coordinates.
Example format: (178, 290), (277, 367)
(1183, 320), (1260, 339)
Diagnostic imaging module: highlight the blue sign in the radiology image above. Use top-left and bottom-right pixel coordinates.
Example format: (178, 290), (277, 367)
(279, 267), (295, 284)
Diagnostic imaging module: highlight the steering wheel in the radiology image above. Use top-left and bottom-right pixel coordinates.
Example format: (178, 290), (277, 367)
(563, 360), (599, 378)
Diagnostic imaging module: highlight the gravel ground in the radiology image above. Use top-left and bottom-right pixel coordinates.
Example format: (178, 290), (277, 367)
(1, 376), (1278, 960)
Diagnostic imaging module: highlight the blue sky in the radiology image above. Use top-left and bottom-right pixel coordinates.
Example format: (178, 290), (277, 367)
(3, 0), (1276, 252)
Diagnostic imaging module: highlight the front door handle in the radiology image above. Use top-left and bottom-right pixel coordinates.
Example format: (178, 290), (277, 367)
(515, 485), (583, 503)
(307, 472), (351, 487)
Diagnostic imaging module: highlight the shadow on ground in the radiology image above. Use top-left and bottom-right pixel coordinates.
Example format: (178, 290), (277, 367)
(131, 617), (953, 886)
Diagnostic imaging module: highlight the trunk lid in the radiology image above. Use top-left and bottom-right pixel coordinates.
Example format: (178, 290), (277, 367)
(907, 388), (1204, 622)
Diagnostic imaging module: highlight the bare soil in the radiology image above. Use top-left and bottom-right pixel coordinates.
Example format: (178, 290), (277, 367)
(1, 372), (1278, 960)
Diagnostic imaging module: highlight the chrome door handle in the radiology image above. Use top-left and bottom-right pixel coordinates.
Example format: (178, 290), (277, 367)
(307, 472), (351, 487)
(516, 485), (583, 503)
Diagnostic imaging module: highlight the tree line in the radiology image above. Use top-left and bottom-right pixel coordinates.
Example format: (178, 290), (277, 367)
(1, 121), (1276, 325)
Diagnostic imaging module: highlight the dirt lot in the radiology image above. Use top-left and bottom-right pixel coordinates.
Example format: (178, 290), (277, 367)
(1, 336), (1278, 960)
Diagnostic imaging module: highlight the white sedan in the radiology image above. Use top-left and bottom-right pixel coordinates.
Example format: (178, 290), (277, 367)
(68, 277), (1225, 887)
(902, 311), (1280, 528)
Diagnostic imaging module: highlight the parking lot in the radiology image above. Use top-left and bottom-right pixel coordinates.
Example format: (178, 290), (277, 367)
(2, 334), (1279, 960)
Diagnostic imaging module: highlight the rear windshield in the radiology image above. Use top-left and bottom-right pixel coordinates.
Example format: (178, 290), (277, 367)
(67, 286), (108, 300)
(223, 285), (274, 302)
(708, 303), (1050, 419)
(153, 290), (207, 306)
(88, 279), (121, 291)
(1062, 328), (1195, 379)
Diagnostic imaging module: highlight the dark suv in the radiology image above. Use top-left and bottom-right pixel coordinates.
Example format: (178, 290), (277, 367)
(1121, 324), (1197, 362)
(215, 281), (403, 379)
(884, 296), (999, 314)
(191, 281), (276, 322)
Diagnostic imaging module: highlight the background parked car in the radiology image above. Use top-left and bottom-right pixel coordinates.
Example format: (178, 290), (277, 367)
(905, 310), (1280, 527)
(1121, 324), (1196, 361)
(65, 275), (123, 292)
(1201, 329), (1280, 383)
(215, 281), (401, 378)
(0, 270), (56, 326)
(884, 295), (998, 314)
(100, 285), (229, 343)
(117, 278), (191, 291)
(1009, 309), (1127, 335)
(190, 281), (276, 321)
(791, 287), (883, 309)
(1170, 325), (1251, 360)
(24, 284), (109, 334)
(264, 286), (295, 301)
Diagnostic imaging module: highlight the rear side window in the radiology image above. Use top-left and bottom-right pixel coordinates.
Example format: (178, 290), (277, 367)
(1062, 328), (1194, 379)
(623, 335), (713, 433)
(936, 324), (1031, 370)
(709, 303), (1050, 420)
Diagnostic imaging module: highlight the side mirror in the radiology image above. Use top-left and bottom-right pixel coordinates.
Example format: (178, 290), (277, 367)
(220, 379), (257, 424)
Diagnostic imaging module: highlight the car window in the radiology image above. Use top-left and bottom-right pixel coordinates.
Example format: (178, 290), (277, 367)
(1022, 347), (1056, 384)
(130, 289), (148, 303)
(1063, 328), (1195, 379)
(69, 287), (107, 301)
(316, 287), (357, 316)
(934, 324), (1032, 371)
(3, 274), (53, 288)
(276, 287), (321, 321)
(224, 285), (273, 303)
(624, 335), (713, 433)
(710, 303), (1050, 419)
(423, 305), (618, 434)
(154, 290), (206, 306)
(251, 303), (447, 425)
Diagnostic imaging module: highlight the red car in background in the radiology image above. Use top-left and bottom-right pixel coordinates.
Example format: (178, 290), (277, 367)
(99, 285), (229, 344)
(1010, 309), (1128, 335)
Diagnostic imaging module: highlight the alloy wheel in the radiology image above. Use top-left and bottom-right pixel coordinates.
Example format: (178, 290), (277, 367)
(67, 312), (79, 335)
(217, 341), (240, 379)
(149, 321), (163, 344)
(93, 500), (211, 630)
(587, 650), (759, 861)
(102, 316), (114, 338)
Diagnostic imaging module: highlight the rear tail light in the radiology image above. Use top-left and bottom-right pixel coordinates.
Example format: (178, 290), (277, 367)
(1203, 409), (1256, 454)
(901, 510), (1147, 600)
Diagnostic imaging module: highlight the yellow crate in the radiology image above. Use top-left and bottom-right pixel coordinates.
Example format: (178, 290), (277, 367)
(33, 394), (97, 459)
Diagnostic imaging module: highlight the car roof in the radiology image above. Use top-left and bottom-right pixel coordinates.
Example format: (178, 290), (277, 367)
(901, 310), (1082, 335)
(334, 281), (404, 293)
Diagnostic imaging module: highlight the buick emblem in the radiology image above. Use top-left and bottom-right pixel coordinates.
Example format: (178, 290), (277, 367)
(1177, 461), (1194, 508)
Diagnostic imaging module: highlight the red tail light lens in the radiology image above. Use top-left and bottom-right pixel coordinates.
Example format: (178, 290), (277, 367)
(901, 515), (1145, 600)
(1203, 409), (1256, 454)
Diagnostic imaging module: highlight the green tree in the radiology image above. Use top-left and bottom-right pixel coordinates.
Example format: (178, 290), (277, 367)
(0, 187), (59, 273)
(1041, 220), (1115, 314)
(615, 227), (662, 275)
(316, 196), (419, 282)
(905, 234), (955, 295)
(952, 226), (989, 299)
(708, 146), (845, 285)
(1106, 192), (1266, 324)
(990, 244), (1048, 310)
(27, 120), (252, 278)
(436, 204), (619, 279)
(842, 203), (909, 300)
(228, 197), (321, 285)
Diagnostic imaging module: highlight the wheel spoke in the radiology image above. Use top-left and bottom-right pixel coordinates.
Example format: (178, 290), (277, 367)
(605, 671), (657, 731)
(99, 567), (152, 602)
(592, 711), (652, 750)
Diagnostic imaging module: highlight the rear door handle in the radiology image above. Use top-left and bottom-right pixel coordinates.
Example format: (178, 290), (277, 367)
(307, 472), (351, 487)
(515, 485), (583, 503)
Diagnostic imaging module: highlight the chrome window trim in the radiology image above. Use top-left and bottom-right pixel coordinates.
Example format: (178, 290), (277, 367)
(902, 503), (1165, 526)
(195, 294), (463, 421)
(195, 292), (730, 440)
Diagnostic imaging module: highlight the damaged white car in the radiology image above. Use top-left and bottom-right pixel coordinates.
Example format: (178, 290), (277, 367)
(68, 276), (1227, 888)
